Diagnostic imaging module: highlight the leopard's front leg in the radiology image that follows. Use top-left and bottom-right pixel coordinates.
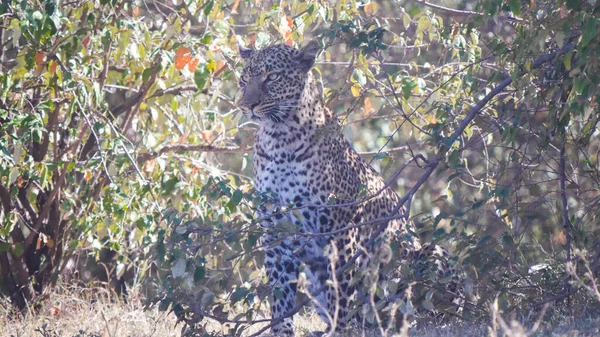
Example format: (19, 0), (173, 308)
(265, 239), (301, 336)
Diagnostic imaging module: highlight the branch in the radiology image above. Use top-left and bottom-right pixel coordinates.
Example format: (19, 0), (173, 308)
(248, 42), (574, 337)
(147, 85), (197, 99)
(0, 184), (12, 214)
(137, 144), (252, 164)
(411, 0), (523, 21)
(560, 141), (573, 300)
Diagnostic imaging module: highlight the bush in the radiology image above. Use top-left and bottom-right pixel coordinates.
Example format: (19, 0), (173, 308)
(1, 0), (600, 335)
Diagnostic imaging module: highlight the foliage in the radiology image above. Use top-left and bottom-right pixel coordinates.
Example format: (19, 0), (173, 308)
(1, 0), (600, 335)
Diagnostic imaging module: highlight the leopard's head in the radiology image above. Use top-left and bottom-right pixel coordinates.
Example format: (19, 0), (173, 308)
(237, 41), (319, 123)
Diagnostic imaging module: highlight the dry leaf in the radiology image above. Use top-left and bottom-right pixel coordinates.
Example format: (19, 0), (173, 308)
(84, 169), (92, 182)
(364, 2), (378, 15)
(188, 56), (200, 72)
(36, 233), (48, 250)
(201, 130), (214, 142)
(232, 0), (241, 13)
(552, 231), (566, 245)
(279, 16), (293, 41)
(144, 159), (156, 173)
(81, 35), (90, 49)
(363, 96), (375, 117)
(35, 52), (45, 64)
(174, 47), (193, 70)
(350, 83), (361, 97)
(48, 60), (58, 73)
(17, 176), (27, 187)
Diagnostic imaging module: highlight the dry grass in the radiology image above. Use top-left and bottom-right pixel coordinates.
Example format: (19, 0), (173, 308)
(0, 287), (180, 337)
(1, 288), (600, 337)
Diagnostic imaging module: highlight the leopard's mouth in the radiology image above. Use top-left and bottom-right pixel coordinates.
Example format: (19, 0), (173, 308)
(240, 104), (284, 124)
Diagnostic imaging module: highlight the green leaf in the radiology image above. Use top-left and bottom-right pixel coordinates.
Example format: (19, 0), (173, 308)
(448, 150), (460, 167)
(142, 68), (153, 82)
(403, 12), (411, 29)
(231, 189), (243, 206)
(563, 51), (572, 70)
(231, 287), (249, 304)
(194, 266), (205, 283)
(581, 17), (597, 48)
(421, 299), (434, 311)
(508, 0), (521, 16)
(171, 258), (187, 278)
(13, 243), (24, 257)
(203, 0), (214, 16)
(194, 66), (210, 90)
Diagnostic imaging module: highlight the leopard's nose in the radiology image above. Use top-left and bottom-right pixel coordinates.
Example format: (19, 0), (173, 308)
(242, 102), (259, 110)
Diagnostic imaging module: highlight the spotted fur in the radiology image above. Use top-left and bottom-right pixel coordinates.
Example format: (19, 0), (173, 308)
(238, 41), (459, 336)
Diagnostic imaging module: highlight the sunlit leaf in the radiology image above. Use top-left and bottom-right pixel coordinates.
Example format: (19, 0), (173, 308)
(174, 47), (193, 70)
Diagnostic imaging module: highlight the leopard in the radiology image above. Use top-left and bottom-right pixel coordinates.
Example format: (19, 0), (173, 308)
(237, 40), (461, 336)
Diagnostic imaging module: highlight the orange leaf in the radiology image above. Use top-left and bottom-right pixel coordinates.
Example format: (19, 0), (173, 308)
(201, 130), (214, 143)
(17, 176), (26, 187)
(552, 231), (566, 245)
(364, 2), (377, 15)
(35, 52), (45, 64)
(363, 97), (375, 117)
(84, 169), (92, 182)
(174, 47), (193, 70)
(285, 39), (293, 46)
(144, 159), (156, 173)
(132, 6), (140, 16)
(279, 16), (293, 40)
(48, 60), (58, 73)
(81, 35), (90, 49)
(188, 56), (200, 72)
(232, 0), (241, 13)
(36, 233), (48, 250)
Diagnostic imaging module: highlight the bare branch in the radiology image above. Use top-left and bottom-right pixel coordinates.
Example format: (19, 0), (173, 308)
(148, 85), (197, 99)
(137, 144), (252, 165)
(560, 141), (573, 301)
(411, 0), (523, 22)
(0, 184), (12, 214)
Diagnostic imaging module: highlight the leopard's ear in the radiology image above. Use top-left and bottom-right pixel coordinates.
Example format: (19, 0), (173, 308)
(239, 45), (254, 60)
(295, 40), (319, 72)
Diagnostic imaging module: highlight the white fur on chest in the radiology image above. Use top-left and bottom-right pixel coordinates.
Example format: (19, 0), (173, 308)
(256, 153), (309, 205)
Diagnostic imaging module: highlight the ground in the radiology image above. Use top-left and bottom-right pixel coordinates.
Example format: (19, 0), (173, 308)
(1, 288), (599, 337)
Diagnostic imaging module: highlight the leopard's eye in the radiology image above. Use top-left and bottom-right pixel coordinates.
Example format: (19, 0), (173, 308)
(266, 72), (281, 82)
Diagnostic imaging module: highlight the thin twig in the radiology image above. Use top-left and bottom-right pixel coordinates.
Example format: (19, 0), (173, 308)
(411, 0), (523, 22)
(560, 141), (572, 303)
(137, 144), (252, 165)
